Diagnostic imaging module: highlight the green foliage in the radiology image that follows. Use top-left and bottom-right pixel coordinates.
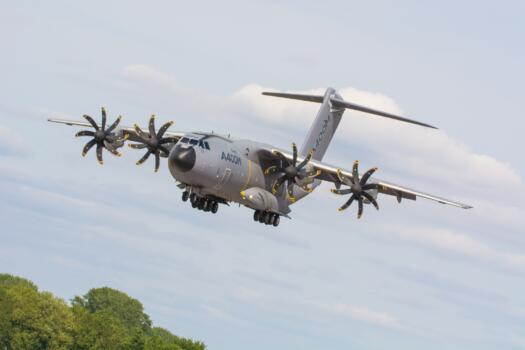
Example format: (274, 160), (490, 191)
(0, 274), (74, 350)
(72, 287), (152, 333)
(0, 274), (205, 350)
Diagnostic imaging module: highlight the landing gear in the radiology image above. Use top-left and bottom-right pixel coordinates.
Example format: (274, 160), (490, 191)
(185, 191), (220, 214)
(253, 210), (280, 227)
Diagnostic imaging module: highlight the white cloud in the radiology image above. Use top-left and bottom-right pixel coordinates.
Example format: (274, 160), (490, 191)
(122, 64), (178, 89)
(0, 125), (30, 156)
(388, 225), (525, 270)
(319, 303), (404, 330)
(227, 84), (521, 190)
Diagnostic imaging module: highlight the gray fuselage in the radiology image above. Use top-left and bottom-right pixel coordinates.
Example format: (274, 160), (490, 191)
(167, 133), (313, 215)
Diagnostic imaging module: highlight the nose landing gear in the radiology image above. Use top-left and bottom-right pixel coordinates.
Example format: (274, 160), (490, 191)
(253, 210), (280, 227)
(182, 191), (219, 214)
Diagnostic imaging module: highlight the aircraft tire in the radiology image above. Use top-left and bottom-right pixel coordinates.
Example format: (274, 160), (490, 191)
(264, 212), (272, 225)
(254, 210), (261, 221)
(182, 191), (189, 202)
(211, 202), (219, 213)
(272, 215), (280, 227)
(197, 199), (205, 210)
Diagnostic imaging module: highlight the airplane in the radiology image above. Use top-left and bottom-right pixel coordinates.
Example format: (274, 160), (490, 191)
(48, 87), (472, 227)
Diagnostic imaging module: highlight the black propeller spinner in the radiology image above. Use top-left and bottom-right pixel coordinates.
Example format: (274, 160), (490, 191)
(128, 115), (177, 172)
(265, 143), (320, 202)
(331, 160), (379, 219)
(75, 107), (125, 165)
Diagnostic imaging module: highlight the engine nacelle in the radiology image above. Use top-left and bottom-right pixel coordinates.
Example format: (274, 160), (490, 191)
(240, 187), (280, 213)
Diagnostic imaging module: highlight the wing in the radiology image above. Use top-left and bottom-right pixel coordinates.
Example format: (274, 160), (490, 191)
(258, 146), (472, 209)
(47, 118), (185, 143)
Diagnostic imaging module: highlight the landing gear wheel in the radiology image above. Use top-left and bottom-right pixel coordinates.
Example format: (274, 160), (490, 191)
(264, 212), (272, 225)
(204, 200), (212, 212)
(182, 191), (189, 202)
(211, 201), (219, 213)
(197, 199), (205, 210)
(190, 193), (197, 204)
(254, 210), (261, 221)
(272, 215), (280, 227)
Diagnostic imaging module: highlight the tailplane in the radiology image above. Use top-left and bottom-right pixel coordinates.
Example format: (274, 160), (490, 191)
(262, 87), (436, 161)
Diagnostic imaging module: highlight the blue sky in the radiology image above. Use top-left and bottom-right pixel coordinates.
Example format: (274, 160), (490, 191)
(1, 1), (524, 349)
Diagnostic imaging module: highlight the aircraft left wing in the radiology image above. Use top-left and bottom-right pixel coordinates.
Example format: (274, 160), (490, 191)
(47, 118), (185, 143)
(259, 147), (472, 209)
(48, 112), (184, 171)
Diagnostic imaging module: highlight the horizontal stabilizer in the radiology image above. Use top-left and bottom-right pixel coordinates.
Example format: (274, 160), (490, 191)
(262, 90), (437, 129)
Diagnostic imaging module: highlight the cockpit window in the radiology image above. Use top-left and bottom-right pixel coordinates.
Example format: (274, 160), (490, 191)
(179, 137), (211, 150)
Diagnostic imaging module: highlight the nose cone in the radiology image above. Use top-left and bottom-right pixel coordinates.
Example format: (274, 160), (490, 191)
(169, 146), (196, 173)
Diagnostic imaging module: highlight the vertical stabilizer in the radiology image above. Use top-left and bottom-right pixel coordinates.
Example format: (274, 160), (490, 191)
(298, 88), (344, 160)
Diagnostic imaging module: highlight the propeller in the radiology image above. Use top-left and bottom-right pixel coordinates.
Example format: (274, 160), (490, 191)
(75, 107), (126, 165)
(331, 161), (379, 219)
(128, 114), (177, 172)
(265, 143), (320, 202)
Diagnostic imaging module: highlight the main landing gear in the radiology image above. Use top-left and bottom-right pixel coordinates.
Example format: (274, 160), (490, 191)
(182, 191), (219, 214)
(253, 210), (280, 227)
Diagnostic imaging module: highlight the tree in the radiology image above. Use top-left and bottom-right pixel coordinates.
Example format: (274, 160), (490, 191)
(0, 274), (206, 350)
(0, 274), (74, 350)
(72, 287), (152, 334)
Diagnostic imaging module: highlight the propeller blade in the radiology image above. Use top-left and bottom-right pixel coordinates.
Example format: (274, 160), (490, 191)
(82, 139), (97, 156)
(296, 150), (313, 170)
(76, 130), (95, 137)
(157, 121), (174, 138)
(287, 181), (296, 202)
(360, 167), (378, 186)
(352, 160), (360, 184)
(83, 115), (99, 130)
(357, 197), (364, 218)
(158, 145), (170, 156)
(154, 151), (160, 172)
(96, 144), (104, 165)
(106, 115), (122, 133)
(136, 151), (152, 165)
(271, 176), (287, 195)
(134, 124), (150, 139)
(103, 140), (121, 157)
(292, 143), (298, 166)
(362, 191), (379, 210)
(331, 188), (353, 195)
(101, 107), (107, 130)
(338, 194), (356, 211)
(148, 115), (156, 136)
(362, 183), (379, 191)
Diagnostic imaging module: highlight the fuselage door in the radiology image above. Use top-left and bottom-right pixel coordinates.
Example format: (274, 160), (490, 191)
(215, 168), (232, 190)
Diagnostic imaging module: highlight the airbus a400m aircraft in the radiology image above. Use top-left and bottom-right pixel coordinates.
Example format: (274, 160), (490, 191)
(49, 88), (471, 227)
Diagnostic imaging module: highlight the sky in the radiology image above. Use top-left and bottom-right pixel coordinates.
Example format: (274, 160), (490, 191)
(1, 0), (524, 349)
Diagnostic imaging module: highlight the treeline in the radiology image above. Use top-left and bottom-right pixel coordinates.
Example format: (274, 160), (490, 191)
(0, 274), (205, 350)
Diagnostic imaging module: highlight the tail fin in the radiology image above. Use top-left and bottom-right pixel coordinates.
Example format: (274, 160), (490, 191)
(262, 87), (437, 160)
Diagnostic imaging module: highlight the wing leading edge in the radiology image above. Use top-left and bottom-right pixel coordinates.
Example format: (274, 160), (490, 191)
(259, 147), (472, 209)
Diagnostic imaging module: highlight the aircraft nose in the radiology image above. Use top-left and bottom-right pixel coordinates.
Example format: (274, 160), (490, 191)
(169, 146), (196, 172)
